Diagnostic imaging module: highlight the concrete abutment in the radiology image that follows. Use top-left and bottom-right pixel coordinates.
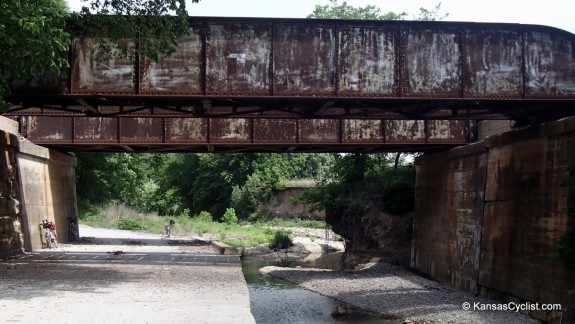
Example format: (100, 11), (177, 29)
(413, 116), (575, 322)
(0, 117), (77, 256)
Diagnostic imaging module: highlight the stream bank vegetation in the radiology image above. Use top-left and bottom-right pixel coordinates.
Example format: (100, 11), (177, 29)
(75, 152), (415, 260)
(79, 202), (325, 248)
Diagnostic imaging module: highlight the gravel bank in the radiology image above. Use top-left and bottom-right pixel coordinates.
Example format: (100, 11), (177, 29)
(261, 262), (538, 324)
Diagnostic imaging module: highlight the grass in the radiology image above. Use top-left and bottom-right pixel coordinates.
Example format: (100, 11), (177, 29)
(284, 179), (317, 188)
(79, 203), (326, 248)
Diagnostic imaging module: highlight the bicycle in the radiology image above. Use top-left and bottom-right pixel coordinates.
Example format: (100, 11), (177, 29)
(67, 216), (79, 242)
(41, 219), (58, 249)
(164, 219), (175, 238)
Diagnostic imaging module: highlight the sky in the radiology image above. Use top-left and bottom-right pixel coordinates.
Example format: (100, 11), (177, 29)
(66, 0), (575, 34)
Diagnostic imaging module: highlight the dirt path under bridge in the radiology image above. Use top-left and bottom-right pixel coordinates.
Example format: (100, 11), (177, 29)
(0, 225), (255, 324)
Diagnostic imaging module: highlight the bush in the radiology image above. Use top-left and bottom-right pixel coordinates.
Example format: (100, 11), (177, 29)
(222, 208), (238, 224)
(195, 211), (213, 222)
(117, 218), (145, 231)
(269, 230), (293, 249)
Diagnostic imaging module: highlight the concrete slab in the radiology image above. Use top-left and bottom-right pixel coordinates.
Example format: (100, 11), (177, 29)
(0, 226), (255, 324)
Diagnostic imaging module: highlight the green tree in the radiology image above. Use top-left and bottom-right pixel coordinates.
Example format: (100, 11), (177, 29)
(159, 153), (334, 220)
(75, 152), (173, 212)
(0, 0), (201, 111)
(0, 0), (70, 109)
(74, 0), (199, 63)
(308, 0), (406, 20)
(308, 0), (448, 21)
(414, 3), (449, 21)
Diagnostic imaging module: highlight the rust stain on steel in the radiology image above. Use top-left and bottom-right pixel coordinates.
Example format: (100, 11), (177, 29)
(525, 31), (575, 96)
(464, 31), (522, 98)
(22, 115), (473, 150)
(299, 119), (339, 143)
(210, 118), (251, 143)
(385, 120), (425, 142)
(120, 118), (163, 143)
(206, 23), (271, 95)
(27, 116), (72, 142)
(427, 120), (467, 142)
(140, 28), (203, 95)
(74, 117), (117, 142)
(166, 118), (208, 143)
(10, 18), (575, 102)
(343, 119), (383, 142)
(71, 38), (134, 94)
(273, 25), (336, 95)
(338, 27), (396, 96)
(405, 30), (461, 97)
(253, 119), (297, 143)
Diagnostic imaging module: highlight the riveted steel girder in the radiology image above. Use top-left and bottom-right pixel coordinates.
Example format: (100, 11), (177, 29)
(19, 116), (473, 153)
(7, 17), (575, 125)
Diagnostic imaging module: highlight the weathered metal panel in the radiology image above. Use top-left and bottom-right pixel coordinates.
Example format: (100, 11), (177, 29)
(338, 27), (396, 96)
(273, 25), (336, 95)
(404, 29), (461, 97)
(119, 118), (163, 143)
(299, 119), (339, 143)
(253, 119), (297, 143)
(385, 120), (425, 143)
(10, 65), (69, 94)
(210, 118), (251, 143)
(74, 117), (117, 142)
(71, 38), (135, 94)
(428, 120), (467, 142)
(343, 119), (383, 143)
(140, 27), (203, 95)
(206, 23), (271, 95)
(26, 116), (72, 142)
(165, 118), (208, 143)
(464, 30), (522, 98)
(525, 31), (575, 97)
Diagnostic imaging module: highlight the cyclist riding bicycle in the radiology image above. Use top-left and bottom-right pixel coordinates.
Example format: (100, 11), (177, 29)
(164, 219), (175, 238)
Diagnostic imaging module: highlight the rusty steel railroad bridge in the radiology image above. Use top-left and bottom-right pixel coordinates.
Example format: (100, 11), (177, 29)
(5, 17), (575, 152)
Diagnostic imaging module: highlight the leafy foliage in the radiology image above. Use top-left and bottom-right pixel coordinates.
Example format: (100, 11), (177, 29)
(160, 153), (332, 220)
(117, 218), (145, 231)
(0, 0), (71, 110)
(222, 208), (238, 225)
(308, 0), (406, 20)
(308, 0), (448, 21)
(75, 153), (172, 209)
(73, 0), (198, 63)
(269, 230), (293, 249)
(376, 167), (416, 215)
(195, 211), (213, 223)
(413, 3), (450, 21)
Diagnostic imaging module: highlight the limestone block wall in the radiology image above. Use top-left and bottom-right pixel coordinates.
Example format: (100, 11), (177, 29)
(0, 131), (24, 259)
(412, 116), (575, 312)
(0, 117), (77, 257)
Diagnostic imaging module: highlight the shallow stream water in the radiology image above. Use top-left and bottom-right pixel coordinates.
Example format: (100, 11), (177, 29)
(241, 255), (399, 324)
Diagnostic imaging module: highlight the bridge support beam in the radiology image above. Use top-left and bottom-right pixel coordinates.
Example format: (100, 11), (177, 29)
(21, 116), (472, 152)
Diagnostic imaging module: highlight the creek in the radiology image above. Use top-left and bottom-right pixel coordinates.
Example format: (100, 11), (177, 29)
(241, 253), (399, 324)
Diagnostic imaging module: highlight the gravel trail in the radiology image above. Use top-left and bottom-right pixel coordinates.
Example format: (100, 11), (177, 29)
(0, 225), (255, 324)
